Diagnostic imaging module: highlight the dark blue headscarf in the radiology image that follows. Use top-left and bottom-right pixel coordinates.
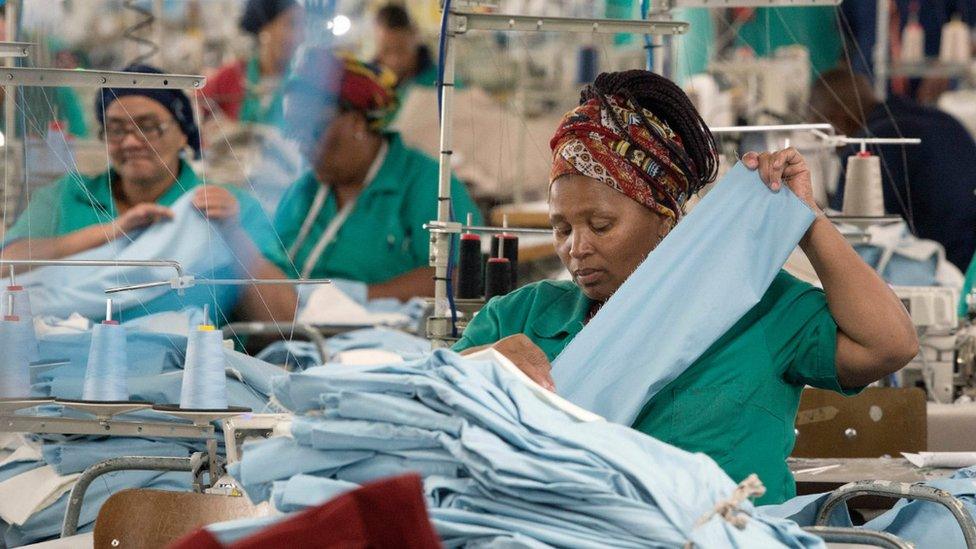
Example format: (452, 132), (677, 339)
(94, 64), (201, 159)
(240, 0), (297, 34)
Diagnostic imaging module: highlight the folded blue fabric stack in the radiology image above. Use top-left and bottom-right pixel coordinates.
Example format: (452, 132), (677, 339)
(0, 320), (286, 546)
(256, 327), (432, 370)
(227, 349), (822, 548)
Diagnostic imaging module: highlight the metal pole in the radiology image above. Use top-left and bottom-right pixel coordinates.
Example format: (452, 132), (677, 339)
(656, 0), (674, 79)
(0, 258), (185, 278)
(429, 21), (457, 349)
(3, 0), (18, 230)
(61, 456), (193, 537)
(873, 0), (889, 100)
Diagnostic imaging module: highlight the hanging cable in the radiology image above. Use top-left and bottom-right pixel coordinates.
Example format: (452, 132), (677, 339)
(122, 0), (159, 65)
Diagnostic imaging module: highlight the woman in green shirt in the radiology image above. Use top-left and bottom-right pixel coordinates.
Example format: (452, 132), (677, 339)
(0, 65), (296, 323)
(453, 70), (918, 505)
(273, 50), (481, 302)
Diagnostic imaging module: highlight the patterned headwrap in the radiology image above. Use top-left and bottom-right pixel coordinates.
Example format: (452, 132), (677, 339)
(335, 53), (399, 130)
(286, 49), (399, 133)
(550, 94), (692, 221)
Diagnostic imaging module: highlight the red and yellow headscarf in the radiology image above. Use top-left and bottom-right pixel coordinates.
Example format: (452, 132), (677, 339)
(335, 52), (399, 131)
(550, 94), (692, 221)
(288, 49), (399, 132)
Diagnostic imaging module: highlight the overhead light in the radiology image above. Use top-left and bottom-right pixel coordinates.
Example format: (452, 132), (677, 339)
(328, 15), (351, 36)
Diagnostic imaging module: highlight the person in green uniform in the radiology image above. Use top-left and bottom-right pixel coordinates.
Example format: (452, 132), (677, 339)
(273, 50), (481, 303)
(0, 65), (296, 322)
(453, 70), (919, 505)
(201, 0), (304, 125)
(733, 7), (842, 77)
(373, 4), (439, 91)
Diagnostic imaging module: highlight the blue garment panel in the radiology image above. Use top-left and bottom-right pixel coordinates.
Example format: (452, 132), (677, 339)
(14, 192), (241, 322)
(226, 349), (823, 548)
(0, 459), (43, 483)
(33, 323), (282, 409)
(552, 162), (816, 424)
(882, 253), (939, 286)
(862, 476), (976, 549)
(325, 327), (431, 356)
(854, 244), (883, 269)
(271, 474), (358, 512)
(37, 331), (183, 376)
(41, 438), (194, 475)
(255, 340), (321, 370)
(256, 327), (432, 370)
(759, 467), (976, 549)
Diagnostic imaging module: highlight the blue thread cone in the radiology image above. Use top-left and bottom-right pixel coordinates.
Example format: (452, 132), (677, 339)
(180, 328), (227, 409)
(81, 322), (129, 401)
(1, 287), (39, 363)
(0, 319), (32, 398)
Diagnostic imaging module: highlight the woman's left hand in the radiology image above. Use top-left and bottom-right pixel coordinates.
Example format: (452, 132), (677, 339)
(742, 148), (822, 215)
(192, 186), (241, 222)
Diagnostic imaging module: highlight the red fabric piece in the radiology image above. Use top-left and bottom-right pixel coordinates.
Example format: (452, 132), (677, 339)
(201, 60), (248, 120)
(169, 474), (442, 549)
(170, 528), (225, 549)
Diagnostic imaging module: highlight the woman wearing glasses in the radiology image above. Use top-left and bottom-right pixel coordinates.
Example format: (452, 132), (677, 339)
(0, 65), (296, 322)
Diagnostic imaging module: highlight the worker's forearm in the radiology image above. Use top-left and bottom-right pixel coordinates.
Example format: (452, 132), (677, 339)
(0, 224), (117, 269)
(367, 267), (435, 301)
(800, 214), (918, 381)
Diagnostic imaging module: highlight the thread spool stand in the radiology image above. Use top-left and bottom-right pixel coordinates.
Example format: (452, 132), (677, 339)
(0, 293), (34, 400)
(485, 237), (513, 300)
(2, 267), (39, 363)
(156, 305), (251, 417)
(58, 299), (150, 417)
(829, 145), (902, 231)
(456, 213), (483, 299)
(901, 3), (925, 64)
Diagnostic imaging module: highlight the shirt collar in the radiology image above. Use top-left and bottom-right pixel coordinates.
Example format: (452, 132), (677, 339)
(530, 283), (594, 339)
(68, 159), (200, 212)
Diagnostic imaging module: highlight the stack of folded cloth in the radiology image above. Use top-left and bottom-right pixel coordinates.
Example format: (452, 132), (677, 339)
(228, 349), (822, 548)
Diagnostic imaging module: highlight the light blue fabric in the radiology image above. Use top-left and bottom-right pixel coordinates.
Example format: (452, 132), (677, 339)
(41, 438), (195, 475)
(552, 162), (816, 425)
(256, 327), (431, 370)
(881, 253), (939, 286)
(225, 349), (823, 548)
(0, 322), (289, 546)
(759, 466), (976, 549)
(13, 192), (242, 323)
(332, 278), (368, 305)
(255, 340), (321, 370)
(3, 471), (190, 547)
(324, 327), (430, 357)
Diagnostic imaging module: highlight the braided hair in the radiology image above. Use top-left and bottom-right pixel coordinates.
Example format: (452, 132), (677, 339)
(581, 70), (718, 194)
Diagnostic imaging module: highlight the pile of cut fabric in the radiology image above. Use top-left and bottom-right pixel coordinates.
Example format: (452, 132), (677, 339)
(225, 349), (822, 548)
(0, 317), (283, 546)
(760, 466), (976, 549)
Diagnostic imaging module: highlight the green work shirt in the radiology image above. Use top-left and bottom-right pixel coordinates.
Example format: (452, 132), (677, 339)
(960, 252), (976, 318)
(240, 56), (286, 127)
(3, 159), (287, 269)
(453, 271), (852, 505)
(736, 7), (842, 77)
(273, 133), (482, 283)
